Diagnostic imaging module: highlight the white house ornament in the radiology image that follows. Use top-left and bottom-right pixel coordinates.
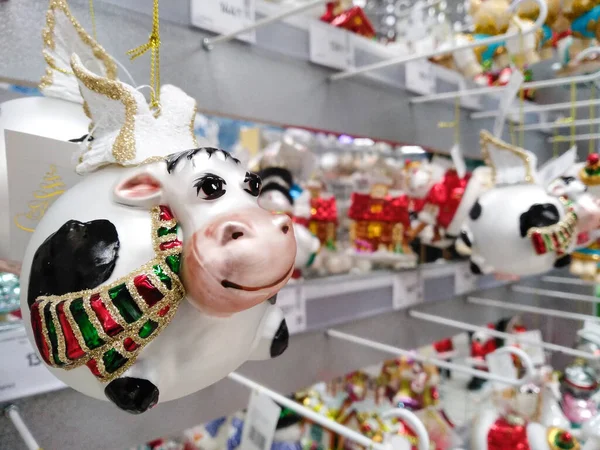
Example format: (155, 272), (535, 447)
(19, 54), (297, 414)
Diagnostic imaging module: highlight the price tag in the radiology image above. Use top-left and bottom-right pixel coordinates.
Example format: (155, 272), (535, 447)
(191, 0), (256, 43)
(309, 21), (354, 70)
(393, 271), (423, 309)
(240, 390), (281, 450)
(276, 286), (306, 334)
(0, 327), (65, 402)
(455, 262), (476, 295)
(509, 330), (545, 366)
(486, 350), (517, 391)
(405, 60), (436, 95)
(4, 131), (81, 262)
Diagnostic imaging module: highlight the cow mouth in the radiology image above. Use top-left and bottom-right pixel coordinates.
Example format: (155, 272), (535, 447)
(221, 266), (294, 292)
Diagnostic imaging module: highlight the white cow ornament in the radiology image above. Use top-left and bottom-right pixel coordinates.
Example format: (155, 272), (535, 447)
(19, 55), (297, 414)
(458, 131), (600, 277)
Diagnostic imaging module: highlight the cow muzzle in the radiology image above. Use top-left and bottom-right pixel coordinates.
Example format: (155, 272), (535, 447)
(181, 208), (296, 316)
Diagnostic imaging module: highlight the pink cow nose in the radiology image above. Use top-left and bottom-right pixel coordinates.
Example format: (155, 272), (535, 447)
(218, 214), (291, 245)
(272, 214), (292, 235)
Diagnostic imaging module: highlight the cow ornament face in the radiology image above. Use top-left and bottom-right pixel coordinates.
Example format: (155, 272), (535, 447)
(114, 149), (297, 317)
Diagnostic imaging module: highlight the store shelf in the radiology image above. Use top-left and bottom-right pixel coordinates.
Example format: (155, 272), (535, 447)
(1, 271), (590, 450)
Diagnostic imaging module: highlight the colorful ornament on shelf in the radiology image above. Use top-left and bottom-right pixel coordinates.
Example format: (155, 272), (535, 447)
(405, 159), (491, 250)
(471, 379), (581, 450)
(557, 0), (600, 72)
(348, 180), (417, 269)
(294, 180), (353, 276)
(258, 167), (320, 280)
(560, 361), (599, 429)
(457, 131), (600, 277)
(19, 46), (297, 413)
(320, 0), (376, 39)
(376, 357), (441, 411)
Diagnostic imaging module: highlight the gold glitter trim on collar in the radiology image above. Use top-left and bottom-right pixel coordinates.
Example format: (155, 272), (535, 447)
(71, 54), (137, 164)
(39, 0), (117, 91)
(31, 206), (185, 382)
(480, 129), (535, 184)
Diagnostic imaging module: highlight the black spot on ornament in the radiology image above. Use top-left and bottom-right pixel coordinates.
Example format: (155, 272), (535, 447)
(469, 201), (482, 221)
(28, 219), (120, 307)
(519, 203), (560, 238)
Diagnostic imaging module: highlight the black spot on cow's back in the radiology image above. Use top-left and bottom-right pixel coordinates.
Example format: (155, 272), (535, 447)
(519, 203), (560, 238)
(554, 254), (571, 268)
(470, 260), (482, 274)
(469, 201), (482, 221)
(28, 220), (120, 307)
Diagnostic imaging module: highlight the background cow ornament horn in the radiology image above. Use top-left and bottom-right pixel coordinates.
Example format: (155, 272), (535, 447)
(18, 53), (297, 414)
(457, 131), (600, 277)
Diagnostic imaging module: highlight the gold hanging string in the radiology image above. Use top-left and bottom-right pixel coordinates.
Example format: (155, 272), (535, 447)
(590, 84), (596, 155)
(553, 116), (573, 157)
(570, 81), (577, 148)
(89, 0), (97, 40)
(519, 87), (525, 148)
(437, 97), (461, 145)
(127, 0), (161, 112)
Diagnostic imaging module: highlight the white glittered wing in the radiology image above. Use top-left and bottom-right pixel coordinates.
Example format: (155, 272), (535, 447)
(40, 0), (118, 103)
(71, 53), (149, 171)
(480, 130), (539, 186)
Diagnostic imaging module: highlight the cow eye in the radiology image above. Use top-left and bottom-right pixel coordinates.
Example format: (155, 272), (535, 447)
(244, 173), (262, 197)
(194, 174), (226, 200)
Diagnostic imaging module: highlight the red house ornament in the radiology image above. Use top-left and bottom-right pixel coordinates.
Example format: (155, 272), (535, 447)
(320, 1), (376, 39)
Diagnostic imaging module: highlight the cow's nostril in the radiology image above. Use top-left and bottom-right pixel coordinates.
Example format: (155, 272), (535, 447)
(281, 225), (290, 234)
(232, 231), (243, 240)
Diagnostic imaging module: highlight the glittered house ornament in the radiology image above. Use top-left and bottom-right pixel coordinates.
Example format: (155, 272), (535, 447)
(320, 1), (376, 39)
(18, 4), (297, 414)
(295, 181), (339, 250)
(348, 181), (417, 268)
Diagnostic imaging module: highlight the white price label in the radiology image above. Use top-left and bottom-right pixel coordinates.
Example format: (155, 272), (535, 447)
(191, 0), (256, 43)
(0, 327), (65, 402)
(393, 271), (423, 309)
(486, 351), (517, 391)
(4, 131), (81, 262)
(309, 21), (354, 70)
(240, 390), (281, 450)
(276, 286), (306, 334)
(509, 330), (545, 366)
(455, 262), (477, 295)
(405, 60), (436, 95)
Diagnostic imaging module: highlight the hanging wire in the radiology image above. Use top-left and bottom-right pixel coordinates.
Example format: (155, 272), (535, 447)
(436, 97), (461, 146)
(590, 84), (596, 155)
(89, 0), (97, 41)
(127, 0), (161, 112)
(552, 127), (559, 157)
(519, 87), (525, 148)
(570, 81), (577, 148)
(510, 120), (517, 146)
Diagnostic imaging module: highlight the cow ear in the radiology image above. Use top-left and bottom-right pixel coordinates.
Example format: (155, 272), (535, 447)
(113, 167), (164, 209)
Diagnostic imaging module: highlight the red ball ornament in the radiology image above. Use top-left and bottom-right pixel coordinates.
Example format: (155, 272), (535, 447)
(587, 153), (599, 166)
